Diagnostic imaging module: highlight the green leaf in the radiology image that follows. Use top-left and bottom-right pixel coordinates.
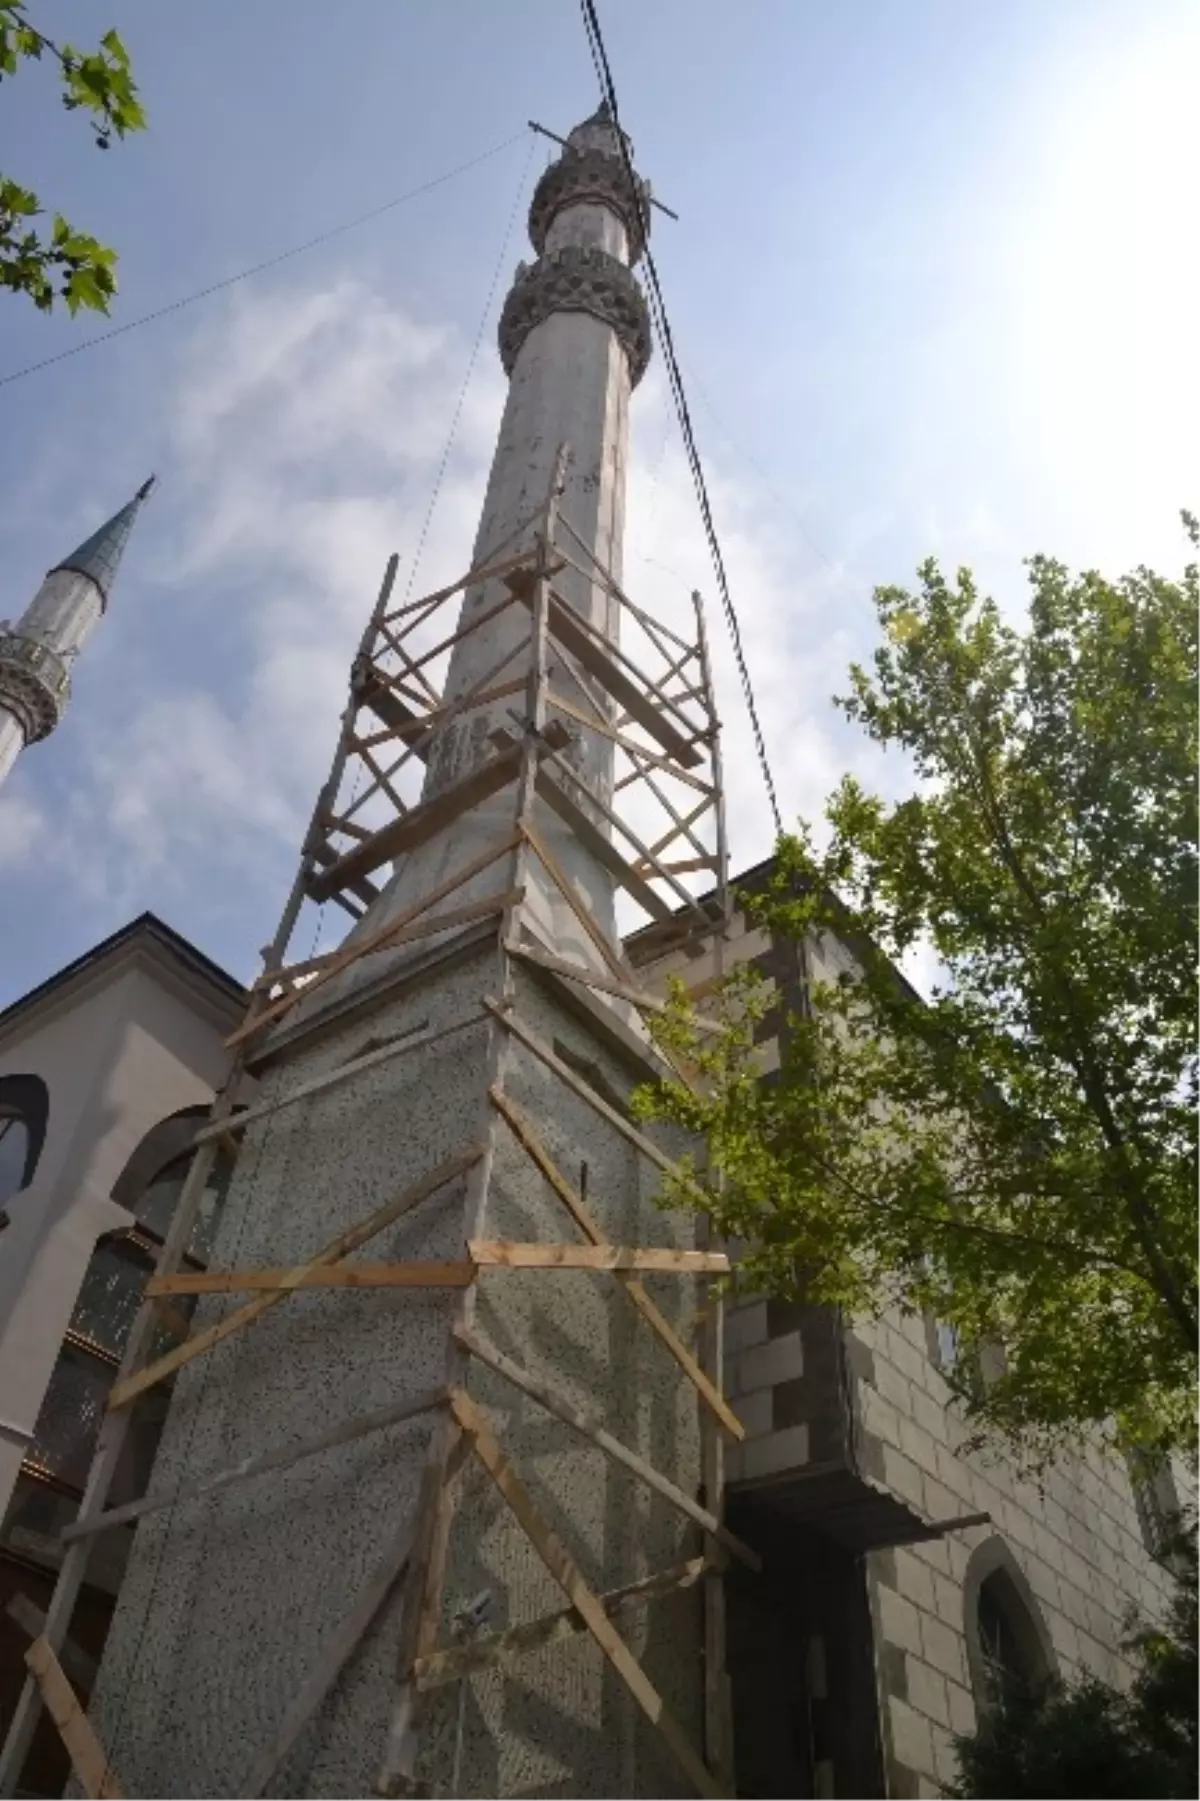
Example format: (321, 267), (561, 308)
(639, 528), (1199, 1461)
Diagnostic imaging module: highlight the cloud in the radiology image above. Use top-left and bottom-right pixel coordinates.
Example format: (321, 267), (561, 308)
(0, 791), (45, 873)
(625, 370), (897, 868)
(14, 273), (899, 978)
(31, 280), (510, 936)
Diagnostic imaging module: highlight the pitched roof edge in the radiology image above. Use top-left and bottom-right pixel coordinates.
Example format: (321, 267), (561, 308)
(0, 912), (245, 1034)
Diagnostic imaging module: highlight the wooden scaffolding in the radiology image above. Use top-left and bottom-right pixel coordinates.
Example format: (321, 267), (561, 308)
(0, 453), (751, 1800)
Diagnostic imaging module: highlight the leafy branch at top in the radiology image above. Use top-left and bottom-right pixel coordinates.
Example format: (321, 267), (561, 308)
(0, 3), (146, 314)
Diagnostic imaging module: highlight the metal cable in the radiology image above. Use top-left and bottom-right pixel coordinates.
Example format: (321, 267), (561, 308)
(0, 132), (526, 389)
(579, 0), (784, 835)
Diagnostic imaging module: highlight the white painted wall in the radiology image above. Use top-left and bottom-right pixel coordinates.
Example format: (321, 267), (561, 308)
(0, 938), (242, 1515)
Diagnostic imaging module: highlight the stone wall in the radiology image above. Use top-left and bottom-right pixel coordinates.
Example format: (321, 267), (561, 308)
(641, 898), (1187, 1800)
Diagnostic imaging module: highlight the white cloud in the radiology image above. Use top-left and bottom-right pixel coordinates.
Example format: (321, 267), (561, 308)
(0, 792), (45, 873)
(625, 370), (895, 872)
(23, 274), (898, 971)
(39, 279), (509, 923)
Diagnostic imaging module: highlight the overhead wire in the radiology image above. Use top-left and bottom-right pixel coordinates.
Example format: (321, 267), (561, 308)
(0, 132), (526, 390)
(578, 0), (783, 836)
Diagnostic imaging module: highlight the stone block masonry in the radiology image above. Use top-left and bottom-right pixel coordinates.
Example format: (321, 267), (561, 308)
(856, 1304), (1181, 1796)
(672, 898), (1188, 1800)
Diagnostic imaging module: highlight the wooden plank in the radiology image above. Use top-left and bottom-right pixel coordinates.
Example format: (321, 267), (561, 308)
(243, 1506), (419, 1797)
(107, 1146), (483, 1411)
(534, 770), (675, 922)
(636, 793), (713, 870)
(148, 1261), (475, 1297)
(540, 749), (712, 925)
(546, 690), (715, 794)
(451, 1392), (724, 1799)
(454, 1328), (758, 1571)
(398, 588), (522, 688)
(361, 673), (527, 759)
(503, 939), (721, 1033)
(643, 855), (719, 878)
(520, 824), (633, 983)
(23, 1638), (123, 1800)
(217, 1006), (493, 1129)
(514, 585), (701, 768)
(244, 833), (520, 1014)
(382, 545), (559, 628)
(227, 891), (515, 1049)
(487, 1088), (744, 1442)
(65, 1388), (448, 1543)
(468, 1241), (728, 1273)
(413, 1557), (711, 1690)
(307, 836), (380, 908)
(307, 744), (523, 901)
(484, 999), (701, 1188)
(4, 1598), (96, 1691)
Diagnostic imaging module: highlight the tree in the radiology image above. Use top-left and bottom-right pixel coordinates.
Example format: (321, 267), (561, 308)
(953, 1529), (1197, 1797)
(1, 2), (145, 314)
(638, 520), (1198, 1459)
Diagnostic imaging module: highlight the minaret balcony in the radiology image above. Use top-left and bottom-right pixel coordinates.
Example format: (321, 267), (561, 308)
(0, 631), (71, 742)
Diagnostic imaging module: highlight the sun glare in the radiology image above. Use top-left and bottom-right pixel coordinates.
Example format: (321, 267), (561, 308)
(1009, 6), (1198, 564)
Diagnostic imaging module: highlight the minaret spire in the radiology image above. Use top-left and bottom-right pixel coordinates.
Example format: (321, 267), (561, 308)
(0, 476), (155, 787)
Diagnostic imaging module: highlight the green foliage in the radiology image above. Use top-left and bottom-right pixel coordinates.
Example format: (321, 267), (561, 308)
(0, 4), (144, 314)
(637, 522), (1198, 1459)
(953, 1531), (1197, 1797)
(954, 1678), (1167, 1798)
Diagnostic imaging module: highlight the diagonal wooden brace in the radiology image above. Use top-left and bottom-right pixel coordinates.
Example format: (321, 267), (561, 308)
(449, 1390), (726, 1799)
(488, 1087), (744, 1442)
(23, 1638), (123, 1799)
(107, 1146), (483, 1412)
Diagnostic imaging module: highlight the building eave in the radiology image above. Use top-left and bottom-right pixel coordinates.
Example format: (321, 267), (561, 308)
(0, 913), (246, 1047)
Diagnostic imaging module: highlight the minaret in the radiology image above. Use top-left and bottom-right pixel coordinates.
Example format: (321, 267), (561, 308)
(0, 477), (155, 787)
(28, 107), (728, 1801)
(343, 97), (653, 971)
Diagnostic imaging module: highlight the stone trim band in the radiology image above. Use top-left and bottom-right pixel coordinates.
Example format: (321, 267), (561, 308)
(498, 246), (652, 387)
(0, 632), (69, 743)
(528, 146), (651, 265)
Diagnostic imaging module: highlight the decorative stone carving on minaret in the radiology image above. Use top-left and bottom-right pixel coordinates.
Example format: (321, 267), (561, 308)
(499, 247), (652, 385)
(0, 476), (155, 788)
(502, 102), (652, 383)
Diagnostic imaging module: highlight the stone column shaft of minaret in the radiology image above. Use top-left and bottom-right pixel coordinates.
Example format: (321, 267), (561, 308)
(0, 710), (25, 785)
(356, 110), (652, 974)
(22, 566), (107, 658)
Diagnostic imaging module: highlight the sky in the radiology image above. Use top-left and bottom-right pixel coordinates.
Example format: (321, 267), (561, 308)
(0, 0), (1196, 1008)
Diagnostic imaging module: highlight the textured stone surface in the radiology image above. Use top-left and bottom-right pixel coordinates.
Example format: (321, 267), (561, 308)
(86, 953), (704, 1798)
(86, 948), (497, 1798)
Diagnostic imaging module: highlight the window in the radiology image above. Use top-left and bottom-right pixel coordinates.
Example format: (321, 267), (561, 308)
(964, 1541), (1057, 1708)
(0, 1073), (48, 1210)
(978, 1574), (1032, 1697)
(933, 1319), (959, 1372)
(17, 1136), (235, 1522)
(0, 1110), (30, 1206)
(1128, 1453), (1180, 1558)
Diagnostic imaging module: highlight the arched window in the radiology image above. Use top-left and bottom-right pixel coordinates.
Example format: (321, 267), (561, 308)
(963, 1539), (1057, 1706)
(0, 1073), (49, 1212)
(19, 1116), (236, 1509)
(0, 1111), (30, 1205)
